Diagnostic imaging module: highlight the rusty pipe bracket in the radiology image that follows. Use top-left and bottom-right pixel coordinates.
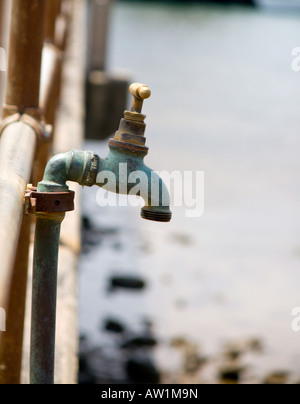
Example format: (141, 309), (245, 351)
(24, 185), (75, 216)
(0, 110), (52, 145)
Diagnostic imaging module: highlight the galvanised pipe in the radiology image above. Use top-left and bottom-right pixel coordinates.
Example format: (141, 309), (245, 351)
(4, 0), (47, 115)
(30, 212), (65, 385)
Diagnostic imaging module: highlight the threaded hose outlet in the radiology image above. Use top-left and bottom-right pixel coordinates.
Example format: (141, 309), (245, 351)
(141, 207), (172, 223)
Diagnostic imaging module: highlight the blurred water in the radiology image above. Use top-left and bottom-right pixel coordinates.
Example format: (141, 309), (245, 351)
(79, 2), (300, 383)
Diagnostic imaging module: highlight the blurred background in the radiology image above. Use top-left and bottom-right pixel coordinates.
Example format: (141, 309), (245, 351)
(79, 0), (300, 384)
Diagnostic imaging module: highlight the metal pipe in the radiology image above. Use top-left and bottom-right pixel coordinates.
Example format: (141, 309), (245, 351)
(39, 44), (62, 115)
(44, 0), (62, 43)
(0, 0), (10, 47)
(37, 150), (96, 193)
(30, 150), (93, 384)
(0, 122), (37, 315)
(55, 0), (73, 53)
(34, 43), (62, 184)
(4, 0), (47, 114)
(87, 0), (114, 72)
(36, 1), (72, 184)
(30, 212), (65, 385)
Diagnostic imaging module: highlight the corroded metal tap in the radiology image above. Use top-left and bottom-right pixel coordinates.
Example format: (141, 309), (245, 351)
(30, 84), (172, 383)
(38, 83), (172, 222)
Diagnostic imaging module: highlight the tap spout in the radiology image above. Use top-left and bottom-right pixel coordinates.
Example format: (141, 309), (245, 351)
(37, 83), (172, 221)
(96, 146), (172, 222)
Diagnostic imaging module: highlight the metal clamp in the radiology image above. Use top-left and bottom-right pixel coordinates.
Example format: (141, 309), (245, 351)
(24, 185), (75, 215)
(0, 111), (52, 144)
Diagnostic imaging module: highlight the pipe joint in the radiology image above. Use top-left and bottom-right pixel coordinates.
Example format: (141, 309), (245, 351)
(0, 112), (52, 146)
(37, 150), (99, 193)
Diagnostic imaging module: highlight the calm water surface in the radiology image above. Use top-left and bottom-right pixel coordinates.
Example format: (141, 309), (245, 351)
(79, 2), (300, 383)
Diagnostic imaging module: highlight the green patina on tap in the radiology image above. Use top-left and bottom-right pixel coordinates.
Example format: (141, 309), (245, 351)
(38, 83), (172, 222)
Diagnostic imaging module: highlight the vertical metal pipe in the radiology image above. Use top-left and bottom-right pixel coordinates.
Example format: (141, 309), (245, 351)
(44, 0), (62, 43)
(87, 0), (114, 72)
(39, 44), (62, 118)
(35, 0), (69, 185)
(0, 0), (9, 47)
(30, 212), (65, 385)
(4, 0), (47, 114)
(0, 0), (11, 53)
(35, 1), (73, 185)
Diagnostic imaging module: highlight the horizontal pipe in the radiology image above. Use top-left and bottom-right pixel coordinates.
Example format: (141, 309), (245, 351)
(0, 122), (37, 312)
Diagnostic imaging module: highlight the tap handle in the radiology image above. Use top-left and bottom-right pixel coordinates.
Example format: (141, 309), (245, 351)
(129, 83), (151, 113)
